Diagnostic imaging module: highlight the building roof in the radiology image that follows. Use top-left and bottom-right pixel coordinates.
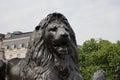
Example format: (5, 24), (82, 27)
(4, 31), (32, 40)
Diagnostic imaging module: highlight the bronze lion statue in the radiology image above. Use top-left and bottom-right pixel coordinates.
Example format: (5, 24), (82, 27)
(7, 12), (83, 80)
(92, 69), (107, 80)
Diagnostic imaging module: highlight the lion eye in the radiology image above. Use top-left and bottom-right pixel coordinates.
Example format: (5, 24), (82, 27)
(50, 27), (57, 31)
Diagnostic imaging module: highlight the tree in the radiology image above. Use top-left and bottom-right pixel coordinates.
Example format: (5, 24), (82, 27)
(78, 39), (120, 80)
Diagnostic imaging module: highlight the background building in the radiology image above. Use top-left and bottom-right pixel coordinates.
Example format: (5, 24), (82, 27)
(2, 31), (32, 60)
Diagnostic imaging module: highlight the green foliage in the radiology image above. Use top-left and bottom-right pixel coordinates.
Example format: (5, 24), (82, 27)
(78, 39), (120, 80)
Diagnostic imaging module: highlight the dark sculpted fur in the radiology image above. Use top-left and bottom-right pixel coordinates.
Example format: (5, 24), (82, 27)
(7, 13), (83, 80)
(0, 58), (6, 80)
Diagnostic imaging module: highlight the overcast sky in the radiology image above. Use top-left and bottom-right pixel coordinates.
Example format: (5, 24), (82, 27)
(0, 0), (120, 45)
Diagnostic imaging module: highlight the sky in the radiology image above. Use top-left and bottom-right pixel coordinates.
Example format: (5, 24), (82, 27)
(0, 0), (120, 45)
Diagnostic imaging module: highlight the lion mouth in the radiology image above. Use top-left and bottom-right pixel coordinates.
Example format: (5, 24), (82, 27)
(53, 41), (68, 54)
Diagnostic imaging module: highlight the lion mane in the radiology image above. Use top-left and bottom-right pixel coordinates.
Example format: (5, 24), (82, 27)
(20, 12), (83, 80)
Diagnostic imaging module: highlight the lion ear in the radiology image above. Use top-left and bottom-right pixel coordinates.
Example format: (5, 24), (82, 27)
(35, 26), (40, 31)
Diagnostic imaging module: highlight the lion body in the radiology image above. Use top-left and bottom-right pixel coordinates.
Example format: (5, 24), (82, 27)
(21, 54), (82, 80)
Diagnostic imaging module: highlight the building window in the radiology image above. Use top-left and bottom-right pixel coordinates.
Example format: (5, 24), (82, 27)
(11, 44), (16, 49)
(9, 55), (13, 58)
(17, 53), (21, 58)
(18, 44), (24, 48)
(26, 43), (29, 48)
(4, 45), (9, 50)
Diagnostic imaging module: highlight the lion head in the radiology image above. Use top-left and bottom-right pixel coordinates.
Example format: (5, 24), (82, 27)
(26, 12), (78, 65)
(22, 12), (82, 80)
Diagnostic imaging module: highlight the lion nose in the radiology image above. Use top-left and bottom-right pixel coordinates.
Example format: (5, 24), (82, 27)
(61, 33), (68, 38)
(60, 30), (68, 38)
(58, 28), (69, 38)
